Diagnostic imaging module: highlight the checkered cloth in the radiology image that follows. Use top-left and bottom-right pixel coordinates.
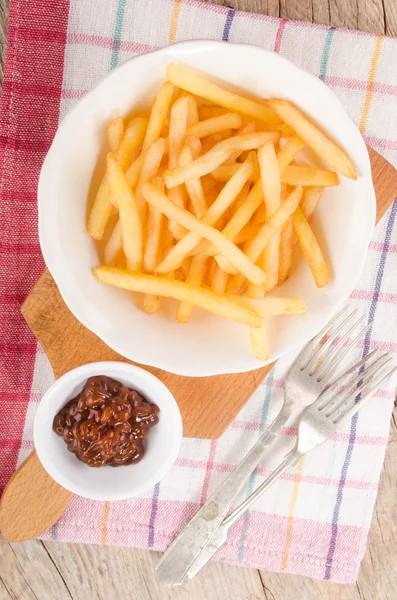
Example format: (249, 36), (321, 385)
(1, 0), (397, 584)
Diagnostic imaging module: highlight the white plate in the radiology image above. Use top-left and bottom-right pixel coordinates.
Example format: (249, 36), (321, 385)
(38, 40), (376, 376)
(34, 362), (182, 501)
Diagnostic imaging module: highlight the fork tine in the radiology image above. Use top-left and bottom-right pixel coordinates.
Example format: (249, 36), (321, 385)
(324, 353), (392, 418)
(315, 317), (370, 383)
(296, 306), (349, 369)
(315, 349), (379, 411)
(331, 365), (397, 425)
(304, 310), (358, 374)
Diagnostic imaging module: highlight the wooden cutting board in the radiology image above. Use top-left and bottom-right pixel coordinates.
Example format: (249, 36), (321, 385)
(22, 146), (397, 439)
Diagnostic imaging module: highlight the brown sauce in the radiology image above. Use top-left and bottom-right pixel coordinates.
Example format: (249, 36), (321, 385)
(53, 375), (159, 467)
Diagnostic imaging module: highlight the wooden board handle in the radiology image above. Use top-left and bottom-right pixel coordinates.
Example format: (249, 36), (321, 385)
(0, 451), (73, 542)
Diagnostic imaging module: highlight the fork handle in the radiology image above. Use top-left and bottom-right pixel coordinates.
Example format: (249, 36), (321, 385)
(223, 449), (303, 528)
(156, 408), (289, 586)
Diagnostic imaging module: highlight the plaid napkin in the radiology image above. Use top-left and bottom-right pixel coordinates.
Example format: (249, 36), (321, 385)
(1, 0), (397, 584)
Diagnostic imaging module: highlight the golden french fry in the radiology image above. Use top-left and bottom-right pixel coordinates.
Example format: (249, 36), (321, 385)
(232, 295), (307, 315)
(164, 131), (280, 188)
(135, 138), (166, 217)
(281, 166), (339, 187)
(250, 322), (270, 361)
(186, 112), (243, 138)
(142, 183), (266, 286)
(245, 186), (303, 265)
(179, 141), (207, 219)
(198, 105), (228, 121)
(278, 220), (294, 285)
(104, 220), (122, 265)
(142, 81), (175, 153)
(157, 158), (255, 272)
(93, 266), (262, 328)
(106, 117), (124, 152)
(107, 154), (142, 271)
(211, 264), (229, 294)
(186, 94), (199, 127)
(232, 222), (262, 245)
(205, 178), (264, 256)
(87, 177), (114, 240)
(277, 135), (305, 172)
(225, 120), (257, 164)
(142, 177), (165, 313)
(252, 203), (267, 225)
(176, 254), (209, 323)
(168, 95), (190, 240)
(250, 321), (270, 362)
(124, 153), (144, 189)
(292, 207), (329, 287)
(257, 142), (282, 292)
(301, 186), (323, 220)
(167, 63), (280, 124)
(215, 253), (238, 275)
(115, 117), (147, 171)
(265, 99), (357, 179)
(210, 163), (258, 183)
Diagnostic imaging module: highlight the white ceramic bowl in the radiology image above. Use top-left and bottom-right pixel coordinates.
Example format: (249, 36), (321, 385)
(38, 40), (376, 376)
(33, 362), (182, 501)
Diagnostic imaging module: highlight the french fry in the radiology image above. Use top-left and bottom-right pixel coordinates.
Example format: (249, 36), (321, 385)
(211, 264), (229, 294)
(250, 322), (270, 361)
(252, 203), (267, 225)
(93, 266), (262, 328)
(142, 191), (165, 314)
(125, 153), (145, 188)
(265, 99), (357, 179)
(205, 178), (264, 256)
(232, 296), (307, 315)
(115, 117), (147, 171)
(107, 154), (142, 272)
(179, 140), (207, 219)
(167, 63), (280, 124)
(104, 220), (122, 265)
(281, 166), (339, 187)
(301, 186), (323, 220)
(277, 135), (305, 172)
(244, 185), (303, 265)
(292, 207), (329, 287)
(87, 177), (115, 240)
(186, 112), (243, 138)
(211, 163), (258, 182)
(176, 254), (209, 323)
(106, 117), (124, 151)
(278, 220), (294, 285)
(258, 142), (282, 293)
(225, 120), (257, 164)
(186, 94), (199, 127)
(215, 253), (238, 275)
(168, 95), (190, 240)
(164, 131), (280, 188)
(157, 158), (255, 271)
(198, 105), (228, 121)
(135, 137), (166, 217)
(232, 222), (262, 245)
(142, 81), (175, 153)
(142, 183), (266, 286)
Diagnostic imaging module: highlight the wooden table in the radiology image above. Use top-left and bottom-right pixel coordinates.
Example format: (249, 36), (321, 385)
(1, 2), (397, 599)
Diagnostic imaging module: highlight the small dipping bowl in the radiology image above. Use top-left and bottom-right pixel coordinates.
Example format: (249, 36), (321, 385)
(34, 362), (182, 501)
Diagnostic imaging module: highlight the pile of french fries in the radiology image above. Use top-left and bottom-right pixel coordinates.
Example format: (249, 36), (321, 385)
(88, 63), (357, 362)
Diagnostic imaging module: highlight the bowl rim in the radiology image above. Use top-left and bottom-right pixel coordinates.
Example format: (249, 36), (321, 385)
(33, 361), (183, 500)
(38, 39), (376, 376)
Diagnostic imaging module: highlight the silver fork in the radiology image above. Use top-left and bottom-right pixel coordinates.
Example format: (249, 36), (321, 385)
(181, 349), (396, 583)
(157, 308), (372, 586)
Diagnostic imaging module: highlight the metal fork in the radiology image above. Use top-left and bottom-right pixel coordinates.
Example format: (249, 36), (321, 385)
(157, 308), (372, 586)
(180, 349), (396, 583)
